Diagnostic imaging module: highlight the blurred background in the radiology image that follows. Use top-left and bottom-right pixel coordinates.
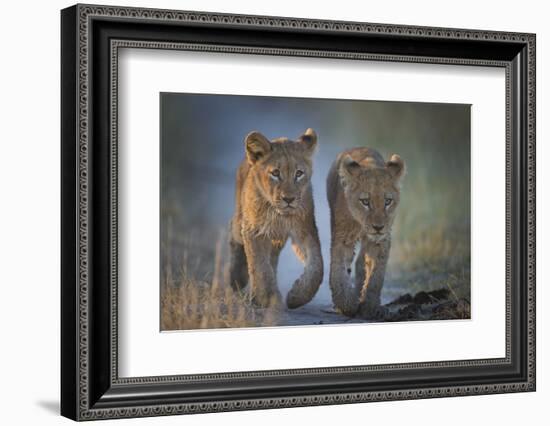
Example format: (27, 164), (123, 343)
(160, 93), (471, 330)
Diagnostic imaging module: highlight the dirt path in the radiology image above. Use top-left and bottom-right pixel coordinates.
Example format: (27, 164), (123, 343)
(275, 269), (469, 326)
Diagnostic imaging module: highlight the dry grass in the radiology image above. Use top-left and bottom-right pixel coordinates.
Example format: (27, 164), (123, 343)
(160, 222), (472, 329)
(160, 231), (280, 331)
(392, 225), (470, 270)
(387, 223), (471, 305)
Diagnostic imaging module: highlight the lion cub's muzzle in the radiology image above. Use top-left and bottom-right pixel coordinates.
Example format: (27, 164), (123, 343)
(366, 224), (389, 243)
(275, 195), (300, 214)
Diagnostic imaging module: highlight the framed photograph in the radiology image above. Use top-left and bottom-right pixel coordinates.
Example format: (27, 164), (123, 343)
(61, 3), (536, 421)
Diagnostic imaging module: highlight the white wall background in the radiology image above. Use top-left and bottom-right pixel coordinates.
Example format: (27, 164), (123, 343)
(0, 0), (546, 424)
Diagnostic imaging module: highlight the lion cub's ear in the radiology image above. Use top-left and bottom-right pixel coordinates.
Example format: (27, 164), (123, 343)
(339, 155), (361, 186)
(298, 128), (318, 156)
(341, 156), (361, 176)
(386, 154), (406, 181)
(245, 131), (271, 164)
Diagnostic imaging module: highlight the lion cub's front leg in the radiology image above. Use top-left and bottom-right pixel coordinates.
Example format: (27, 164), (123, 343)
(286, 224), (323, 309)
(329, 238), (359, 316)
(242, 231), (283, 308)
(356, 238), (390, 319)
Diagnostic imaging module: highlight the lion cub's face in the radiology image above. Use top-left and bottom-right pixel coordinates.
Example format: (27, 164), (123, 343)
(340, 154), (405, 242)
(245, 129), (317, 216)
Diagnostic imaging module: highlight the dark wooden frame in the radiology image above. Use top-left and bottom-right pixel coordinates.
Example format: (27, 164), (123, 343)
(61, 3), (536, 421)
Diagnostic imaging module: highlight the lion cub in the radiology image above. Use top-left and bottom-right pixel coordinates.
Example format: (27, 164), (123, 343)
(326, 148), (405, 318)
(228, 129), (323, 309)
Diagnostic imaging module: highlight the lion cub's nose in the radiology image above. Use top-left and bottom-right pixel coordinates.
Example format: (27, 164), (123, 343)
(372, 224), (385, 233)
(282, 196), (295, 205)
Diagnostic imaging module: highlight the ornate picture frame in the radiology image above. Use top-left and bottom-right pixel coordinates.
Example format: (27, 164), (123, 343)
(61, 3), (535, 421)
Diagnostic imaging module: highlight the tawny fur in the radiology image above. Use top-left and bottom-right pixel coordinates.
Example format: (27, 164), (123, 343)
(326, 147), (405, 318)
(228, 129), (323, 309)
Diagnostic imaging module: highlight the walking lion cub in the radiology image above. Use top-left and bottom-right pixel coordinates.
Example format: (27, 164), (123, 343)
(327, 148), (405, 318)
(228, 129), (323, 309)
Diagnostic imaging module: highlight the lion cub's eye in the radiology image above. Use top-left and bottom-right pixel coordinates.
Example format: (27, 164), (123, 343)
(385, 198), (393, 207)
(270, 169), (281, 179)
(360, 198), (370, 208)
(295, 170), (304, 179)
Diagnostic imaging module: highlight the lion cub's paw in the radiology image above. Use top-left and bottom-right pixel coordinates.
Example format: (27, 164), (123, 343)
(357, 303), (388, 320)
(251, 291), (283, 310)
(331, 291), (360, 317)
(286, 279), (314, 309)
